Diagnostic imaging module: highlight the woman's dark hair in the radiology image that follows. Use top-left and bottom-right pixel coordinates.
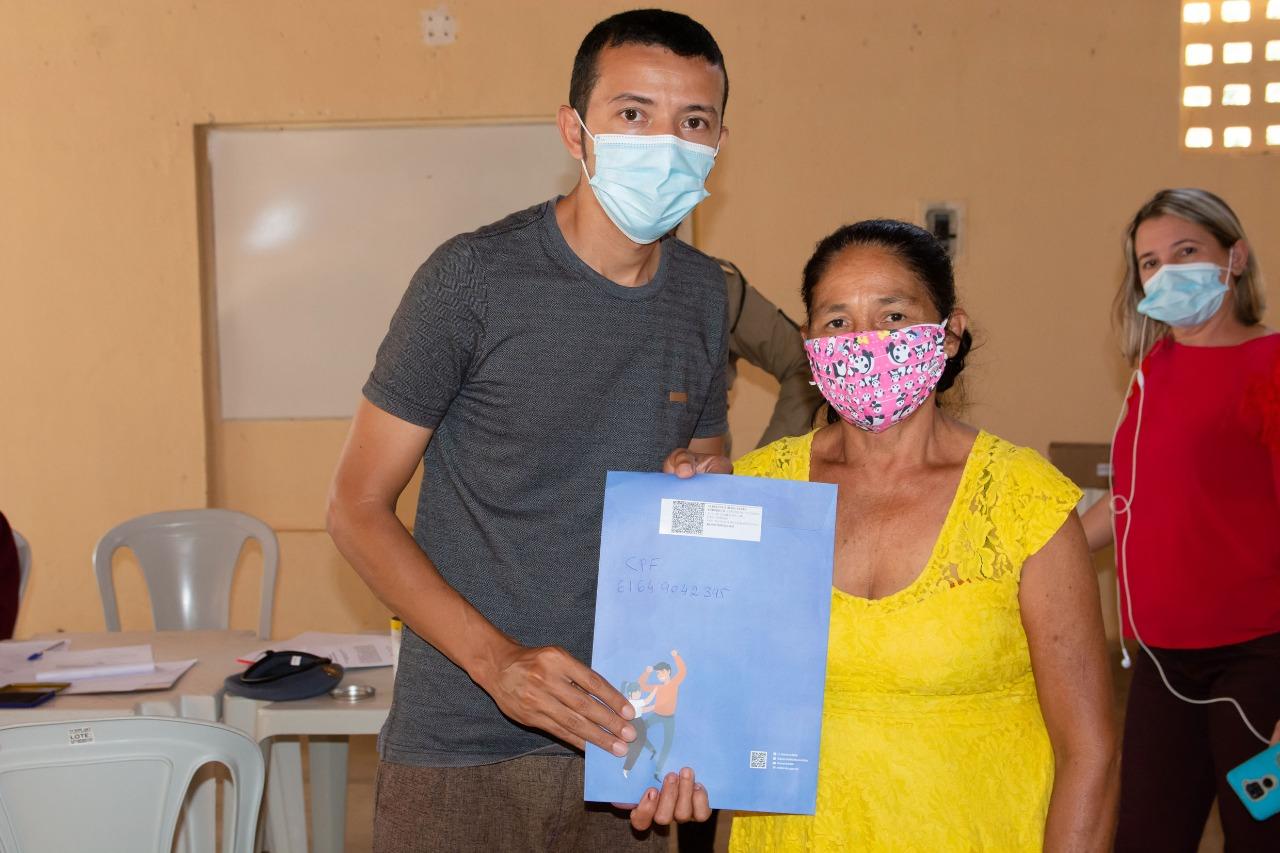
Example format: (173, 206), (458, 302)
(802, 219), (973, 403)
(570, 9), (728, 122)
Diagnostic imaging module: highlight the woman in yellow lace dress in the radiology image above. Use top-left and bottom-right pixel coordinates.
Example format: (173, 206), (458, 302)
(668, 220), (1118, 851)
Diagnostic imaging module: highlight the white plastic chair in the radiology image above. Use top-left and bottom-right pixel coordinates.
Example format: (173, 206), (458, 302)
(0, 716), (265, 853)
(12, 528), (29, 602)
(94, 509), (278, 639)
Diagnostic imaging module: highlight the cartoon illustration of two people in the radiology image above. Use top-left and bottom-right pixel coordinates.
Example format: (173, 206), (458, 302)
(620, 649), (686, 782)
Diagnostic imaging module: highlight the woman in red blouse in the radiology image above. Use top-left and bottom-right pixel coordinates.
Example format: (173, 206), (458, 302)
(1082, 188), (1280, 850)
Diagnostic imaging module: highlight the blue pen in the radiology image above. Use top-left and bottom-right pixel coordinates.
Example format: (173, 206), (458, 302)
(26, 639), (67, 661)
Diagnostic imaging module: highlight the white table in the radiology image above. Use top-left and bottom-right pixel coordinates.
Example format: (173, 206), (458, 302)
(0, 630), (261, 853)
(223, 665), (393, 853)
(0, 630), (258, 723)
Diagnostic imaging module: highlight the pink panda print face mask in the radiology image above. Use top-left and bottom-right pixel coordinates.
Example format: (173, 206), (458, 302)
(804, 321), (949, 433)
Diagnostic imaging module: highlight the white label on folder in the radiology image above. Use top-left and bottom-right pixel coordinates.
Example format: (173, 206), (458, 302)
(659, 498), (762, 542)
(68, 727), (94, 746)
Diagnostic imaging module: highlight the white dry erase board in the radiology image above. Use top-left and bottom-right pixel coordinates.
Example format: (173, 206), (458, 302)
(205, 121), (580, 420)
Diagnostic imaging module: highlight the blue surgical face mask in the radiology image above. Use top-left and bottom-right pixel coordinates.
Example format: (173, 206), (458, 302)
(575, 111), (718, 244)
(1136, 247), (1233, 327)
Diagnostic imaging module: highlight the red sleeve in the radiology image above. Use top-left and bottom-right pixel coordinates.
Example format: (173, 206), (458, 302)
(1257, 346), (1280, 450)
(1243, 343), (1280, 493)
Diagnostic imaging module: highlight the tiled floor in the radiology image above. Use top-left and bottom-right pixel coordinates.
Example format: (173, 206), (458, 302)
(328, 654), (1224, 852)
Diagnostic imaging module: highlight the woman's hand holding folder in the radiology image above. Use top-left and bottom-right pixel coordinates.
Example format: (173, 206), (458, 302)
(663, 447), (732, 478)
(614, 766), (712, 831)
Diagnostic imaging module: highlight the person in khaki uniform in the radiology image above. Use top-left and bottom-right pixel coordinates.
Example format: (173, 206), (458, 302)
(718, 258), (825, 451)
(677, 263), (823, 853)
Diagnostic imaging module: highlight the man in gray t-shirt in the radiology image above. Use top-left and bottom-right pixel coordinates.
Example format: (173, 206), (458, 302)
(328, 10), (729, 850)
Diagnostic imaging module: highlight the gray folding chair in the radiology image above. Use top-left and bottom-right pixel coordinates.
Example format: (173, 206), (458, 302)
(0, 716), (264, 853)
(12, 528), (30, 602)
(94, 509), (278, 639)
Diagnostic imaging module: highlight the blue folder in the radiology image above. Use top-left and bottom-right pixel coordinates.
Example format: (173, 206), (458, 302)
(585, 471), (837, 814)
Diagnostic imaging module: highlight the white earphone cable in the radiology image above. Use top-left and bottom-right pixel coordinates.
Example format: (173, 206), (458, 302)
(1108, 320), (1270, 746)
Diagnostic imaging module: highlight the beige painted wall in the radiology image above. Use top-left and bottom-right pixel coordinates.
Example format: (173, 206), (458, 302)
(3, 1), (1277, 638)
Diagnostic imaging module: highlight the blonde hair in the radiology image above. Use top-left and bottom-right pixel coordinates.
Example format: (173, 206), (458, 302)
(1115, 188), (1265, 364)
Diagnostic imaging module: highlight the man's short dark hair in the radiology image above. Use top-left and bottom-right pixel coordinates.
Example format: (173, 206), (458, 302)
(569, 9), (728, 122)
(653, 661), (673, 673)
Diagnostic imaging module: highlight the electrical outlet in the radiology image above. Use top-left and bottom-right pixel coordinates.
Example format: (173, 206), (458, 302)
(920, 201), (964, 259)
(421, 6), (457, 46)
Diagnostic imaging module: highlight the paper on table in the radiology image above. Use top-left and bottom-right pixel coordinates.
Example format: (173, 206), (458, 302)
(0, 639), (71, 675)
(60, 659), (197, 695)
(236, 632), (393, 668)
(34, 645), (156, 682)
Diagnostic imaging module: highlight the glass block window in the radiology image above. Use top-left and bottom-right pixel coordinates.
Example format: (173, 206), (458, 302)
(1224, 41), (1254, 61)
(1222, 1), (1252, 22)
(1185, 84), (1215, 106)
(1223, 82), (1253, 103)
(1186, 2), (1213, 23)
(1224, 125), (1253, 145)
(1187, 43), (1215, 65)
(1181, 2), (1280, 150)
(1187, 126), (1215, 147)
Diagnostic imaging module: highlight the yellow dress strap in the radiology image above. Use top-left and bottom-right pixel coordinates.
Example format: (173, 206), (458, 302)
(732, 430), (817, 481)
(984, 439), (1083, 567)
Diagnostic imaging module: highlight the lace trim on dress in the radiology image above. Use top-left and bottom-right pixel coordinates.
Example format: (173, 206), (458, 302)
(738, 429), (1082, 614)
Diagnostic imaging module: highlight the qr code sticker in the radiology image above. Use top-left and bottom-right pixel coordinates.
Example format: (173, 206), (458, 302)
(749, 750), (767, 770)
(670, 500), (705, 535)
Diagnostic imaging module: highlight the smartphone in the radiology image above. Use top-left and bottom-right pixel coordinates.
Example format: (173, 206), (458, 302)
(1226, 742), (1280, 821)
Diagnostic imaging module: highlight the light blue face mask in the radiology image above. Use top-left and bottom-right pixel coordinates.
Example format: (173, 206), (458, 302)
(1136, 248), (1233, 327)
(575, 111), (718, 244)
